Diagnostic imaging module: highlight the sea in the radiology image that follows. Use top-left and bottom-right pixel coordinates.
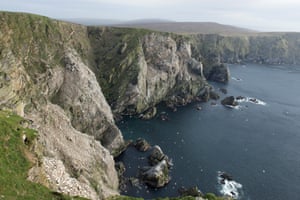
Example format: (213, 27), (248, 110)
(117, 64), (300, 200)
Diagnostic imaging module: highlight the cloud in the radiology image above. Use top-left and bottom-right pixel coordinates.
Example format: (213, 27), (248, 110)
(85, 0), (184, 7)
(1, 0), (300, 31)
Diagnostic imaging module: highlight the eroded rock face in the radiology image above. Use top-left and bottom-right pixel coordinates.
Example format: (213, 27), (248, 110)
(137, 34), (207, 113)
(52, 49), (124, 153)
(207, 63), (230, 83)
(27, 104), (119, 200)
(90, 29), (208, 116)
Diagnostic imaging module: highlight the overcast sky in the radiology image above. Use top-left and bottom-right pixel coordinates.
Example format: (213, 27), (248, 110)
(1, 0), (300, 31)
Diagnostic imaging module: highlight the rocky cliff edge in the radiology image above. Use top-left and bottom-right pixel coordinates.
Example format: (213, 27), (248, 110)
(0, 12), (123, 199)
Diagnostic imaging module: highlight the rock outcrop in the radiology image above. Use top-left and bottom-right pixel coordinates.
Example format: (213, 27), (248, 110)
(221, 96), (238, 107)
(134, 138), (151, 152)
(3, 11), (300, 199)
(192, 33), (300, 65)
(52, 49), (124, 154)
(140, 160), (170, 188)
(89, 28), (209, 116)
(140, 145), (172, 187)
(148, 145), (172, 167)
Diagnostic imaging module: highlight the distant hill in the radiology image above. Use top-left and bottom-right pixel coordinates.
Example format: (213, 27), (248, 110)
(114, 22), (257, 35)
(62, 18), (123, 26)
(62, 18), (256, 35)
(62, 18), (173, 26)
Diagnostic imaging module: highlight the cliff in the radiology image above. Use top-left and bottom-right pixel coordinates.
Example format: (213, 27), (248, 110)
(1, 11), (299, 200)
(191, 33), (300, 66)
(0, 12), (122, 199)
(88, 27), (208, 115)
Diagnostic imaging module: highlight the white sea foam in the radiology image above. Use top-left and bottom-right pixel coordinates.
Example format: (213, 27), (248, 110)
(231, 77), (243, 81)
(225, 105), (242, 110)
(236, 97), (267, 106)
(217, 171), (243, 199)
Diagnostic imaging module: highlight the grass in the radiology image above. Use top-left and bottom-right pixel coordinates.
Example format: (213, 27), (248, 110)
(108, 193), (230, 200)
(0, 110), (86, 200)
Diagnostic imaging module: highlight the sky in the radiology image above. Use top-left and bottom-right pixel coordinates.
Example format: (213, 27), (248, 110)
(1, 0), (300, 32)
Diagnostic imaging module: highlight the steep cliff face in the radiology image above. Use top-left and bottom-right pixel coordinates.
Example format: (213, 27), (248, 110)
(192, 33), (300, 66)
(3, 11), (300, 200)
(0, 12), (122, 199)
(88, 27), (208, 115)
(27, 104), (119, 200)
(52, 49), (123, 153)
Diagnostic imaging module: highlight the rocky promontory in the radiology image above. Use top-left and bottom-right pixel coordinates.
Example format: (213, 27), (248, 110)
(1, 11), (299, 200)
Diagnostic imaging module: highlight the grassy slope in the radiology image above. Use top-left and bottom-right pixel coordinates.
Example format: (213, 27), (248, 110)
(0, 110), (86, 200)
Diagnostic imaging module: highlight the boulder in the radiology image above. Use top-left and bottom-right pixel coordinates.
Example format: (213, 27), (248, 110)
(220, 172), (234, 182)
(249, 98), (259, 104)
(148, 145), (168, 166)
(221, 96), (238, 107)
(209, 90), (220, 100)
(134, 138), (151, 152)
(219, 88), (228, 94)
(196, 104), (202, 110)
(140, 160), (170, 188)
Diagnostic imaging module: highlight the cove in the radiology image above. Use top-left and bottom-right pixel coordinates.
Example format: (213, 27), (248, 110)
(117, 64), (300, 200)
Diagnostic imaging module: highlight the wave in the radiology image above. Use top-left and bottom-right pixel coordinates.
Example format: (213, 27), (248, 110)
(231, 77), (243, 81)
(217, 171), (243, 199)
(225, 105), (242, 110)
(235, 96), (267, 106)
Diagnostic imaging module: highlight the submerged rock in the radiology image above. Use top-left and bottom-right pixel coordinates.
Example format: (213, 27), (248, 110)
(209, 90), (220, 100)
(219, 172), (234, 183)
(196, 104), (202, 110)
(249, 98), (259, 104)
(211, 102), (217, 106)
(134, 138), (151, 152)
(140, 160), (170, 188)
(221, 96), (238, 107)
(219, 88), (228, 94)
(218, 171), (242, 199)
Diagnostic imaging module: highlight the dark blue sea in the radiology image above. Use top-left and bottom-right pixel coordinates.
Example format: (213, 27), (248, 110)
(117, 64), (300, 200)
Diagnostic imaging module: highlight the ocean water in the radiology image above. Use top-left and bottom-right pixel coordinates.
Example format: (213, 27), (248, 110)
(117, 64), (300, 200)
